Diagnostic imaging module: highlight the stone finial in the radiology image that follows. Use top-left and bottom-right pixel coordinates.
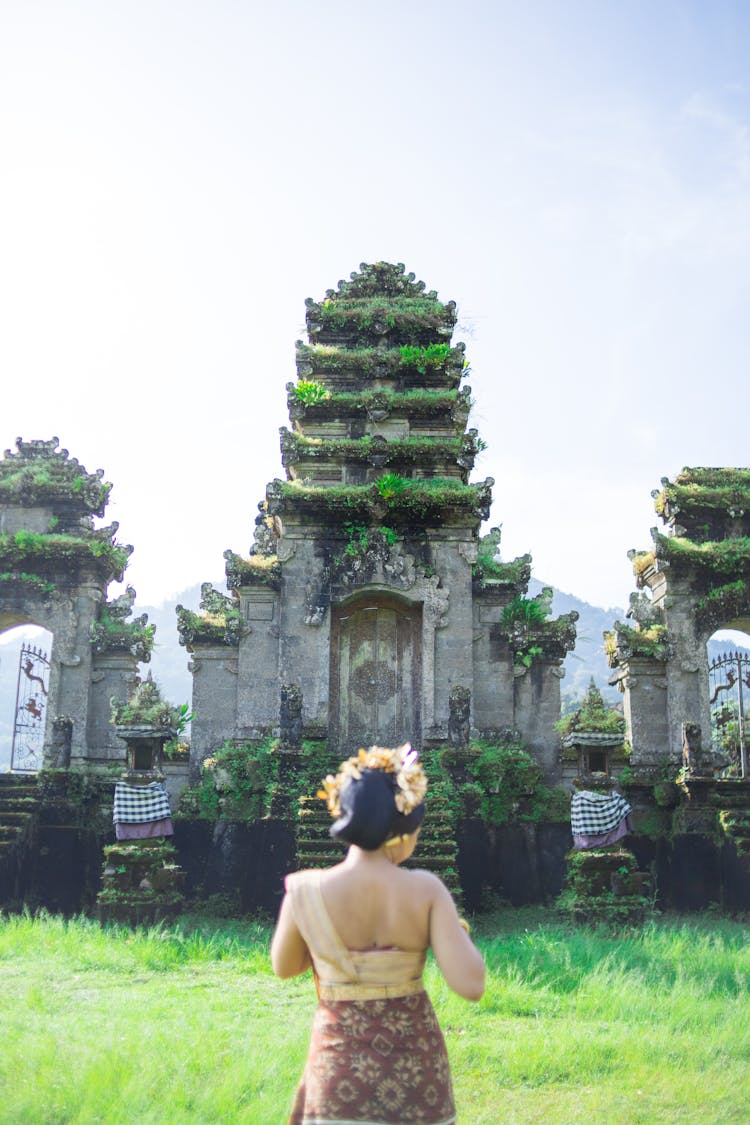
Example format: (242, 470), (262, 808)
(627, 591), (663, 628)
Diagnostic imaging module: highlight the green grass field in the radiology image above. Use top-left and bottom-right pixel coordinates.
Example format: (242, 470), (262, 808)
(0, 907), (748, 1124)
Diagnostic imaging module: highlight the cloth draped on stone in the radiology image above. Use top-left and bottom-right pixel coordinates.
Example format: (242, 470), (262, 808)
(115, 816), (174, 841)
(113, 782), (173, 839)
(571, 789), (633, 850)
(285, 869), (456, 1125)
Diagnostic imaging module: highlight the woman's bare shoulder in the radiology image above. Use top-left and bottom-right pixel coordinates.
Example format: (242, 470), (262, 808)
(403, 867), (448, 896)
(284, 866), (329, 891)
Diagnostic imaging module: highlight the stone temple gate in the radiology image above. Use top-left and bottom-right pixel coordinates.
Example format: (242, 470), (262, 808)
(608, 468), (750, 775)
(1, 267), (749, 917)
(178, 263), (579, 780)
(0, 438), (152, 770)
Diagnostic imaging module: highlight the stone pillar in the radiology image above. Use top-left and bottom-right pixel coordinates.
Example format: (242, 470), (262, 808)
(87, 651), (139, 766)
(59, 584), (101, 766)
(613, 656), (669, 771)
(513, 660), (564, 783)
(188, 648), (239, 779)
(471, 592), (515, 735)
(236, 589), (281, 736)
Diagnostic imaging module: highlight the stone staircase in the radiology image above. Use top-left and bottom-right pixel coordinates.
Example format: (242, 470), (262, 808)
(295, 791), (462, 902)
(0, 773), (40, 905)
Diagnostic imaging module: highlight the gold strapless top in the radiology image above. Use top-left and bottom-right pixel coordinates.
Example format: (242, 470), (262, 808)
(285, 869), (426, 1001)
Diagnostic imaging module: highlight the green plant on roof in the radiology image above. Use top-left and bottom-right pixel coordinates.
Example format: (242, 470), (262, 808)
(294, 380), (330, 406)
(342, 523), (398, 560)
(501, 592), (551, 630)
(399, 343), (451, 373)
(500, 591), (554, 668)
(376, 473), (410, 500)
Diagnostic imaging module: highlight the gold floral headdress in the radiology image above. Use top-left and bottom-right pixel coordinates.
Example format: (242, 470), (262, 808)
(318, 743), (427, 820)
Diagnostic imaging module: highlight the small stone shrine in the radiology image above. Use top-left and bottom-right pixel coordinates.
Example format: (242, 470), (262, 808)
(179, 263), (578, 778)
(559, 679), (628, 788)
(97, 676), (184, 925)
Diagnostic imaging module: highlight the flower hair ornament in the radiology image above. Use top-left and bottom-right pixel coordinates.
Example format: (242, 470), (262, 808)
(318, 743), (427, 820)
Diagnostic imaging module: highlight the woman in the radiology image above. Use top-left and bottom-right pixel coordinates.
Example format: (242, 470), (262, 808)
(271, 744), (485, 1125)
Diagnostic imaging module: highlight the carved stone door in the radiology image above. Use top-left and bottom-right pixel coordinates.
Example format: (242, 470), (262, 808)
(330, 596), (422, 753)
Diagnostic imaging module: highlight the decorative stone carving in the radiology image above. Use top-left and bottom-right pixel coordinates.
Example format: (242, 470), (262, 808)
(458, 542), (478, 565)
(304, 580), (328, 626)
(448, 686), (471, 747)
(279, 683), (303, 752)
(276, 539), (297, 563)
(365, 392), (391, 423)
(423, 578), (450, 629)
(251, 502), (278, 557)
(627, 591), (662, 628)
(682, 721), (707, 776)
(51, 716), (73, 769)
(351, 660), (396, 704)
(176, 583), (243, 648)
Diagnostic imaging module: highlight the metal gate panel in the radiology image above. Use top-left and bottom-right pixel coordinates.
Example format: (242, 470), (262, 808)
(709, 649), (750, 778)
(10, 643), (50, 772)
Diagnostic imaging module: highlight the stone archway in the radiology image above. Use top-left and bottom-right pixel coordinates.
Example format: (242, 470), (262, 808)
(707, 626), (750, 778)
(0, 622), (53, 771)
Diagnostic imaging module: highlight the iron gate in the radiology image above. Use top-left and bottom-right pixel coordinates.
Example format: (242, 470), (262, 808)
(10, 643), (50, 772)
(709, 649), (750, 778)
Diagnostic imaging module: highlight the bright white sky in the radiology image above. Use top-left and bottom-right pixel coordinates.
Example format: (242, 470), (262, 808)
(2, 0), (749, 613)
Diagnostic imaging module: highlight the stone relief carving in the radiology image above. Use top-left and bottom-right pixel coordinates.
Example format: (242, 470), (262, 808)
(276, 539), (297, 563)
(302, 536), (451, 630)
(458, 541), (478, 565)
(422, 577), (449, 629)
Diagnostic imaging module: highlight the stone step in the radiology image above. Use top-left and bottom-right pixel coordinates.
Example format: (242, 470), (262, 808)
(1, 810), (34, 827)
(0, 796), (39, 812)
(0, 779), (38, 796)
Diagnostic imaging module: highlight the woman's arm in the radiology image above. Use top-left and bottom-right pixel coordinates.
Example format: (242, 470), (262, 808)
(427, 877), (485, 1001)
(270, 893), (312, 978)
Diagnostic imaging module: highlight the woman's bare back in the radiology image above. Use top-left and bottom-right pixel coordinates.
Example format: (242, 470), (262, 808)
(318, 859), (435, 952)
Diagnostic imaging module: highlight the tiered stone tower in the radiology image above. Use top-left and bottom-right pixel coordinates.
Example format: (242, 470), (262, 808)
(181, 263), (576, 779)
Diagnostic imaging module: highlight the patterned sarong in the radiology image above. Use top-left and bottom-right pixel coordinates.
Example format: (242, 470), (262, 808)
(289, 991), (456, 1125)
(285, 869), (456, 1125)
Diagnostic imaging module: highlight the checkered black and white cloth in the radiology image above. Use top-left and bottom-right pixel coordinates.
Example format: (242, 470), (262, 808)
(113, 781), (172, 825)
(570, 790), (632, 837)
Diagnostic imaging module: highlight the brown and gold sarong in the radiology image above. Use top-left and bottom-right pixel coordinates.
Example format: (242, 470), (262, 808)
(285, 870), (456, 1125)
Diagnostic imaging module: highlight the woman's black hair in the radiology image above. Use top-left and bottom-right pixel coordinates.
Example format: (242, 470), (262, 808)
(330, 768), (426, 851)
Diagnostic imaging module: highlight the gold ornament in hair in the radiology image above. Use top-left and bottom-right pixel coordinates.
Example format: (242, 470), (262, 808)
(317, 743), (427, 820)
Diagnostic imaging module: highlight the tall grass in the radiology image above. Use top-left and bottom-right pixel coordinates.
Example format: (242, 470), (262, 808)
(0, 908), (748, 1124)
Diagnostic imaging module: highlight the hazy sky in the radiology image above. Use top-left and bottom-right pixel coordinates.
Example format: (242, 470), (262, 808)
(2, 1), (749, 613)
